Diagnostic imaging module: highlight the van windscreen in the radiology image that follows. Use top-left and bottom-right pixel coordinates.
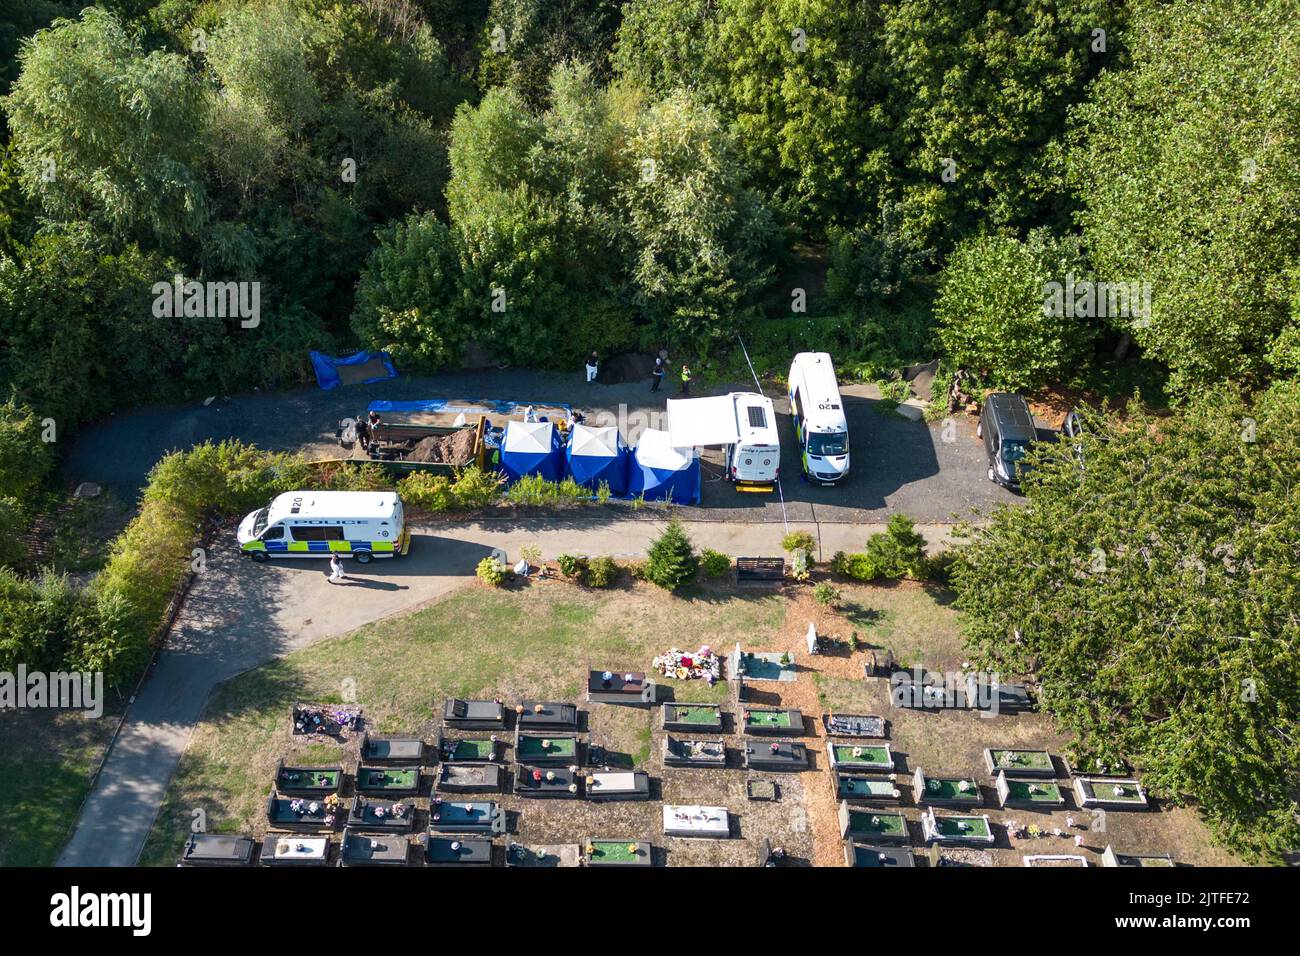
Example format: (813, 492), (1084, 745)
(252, 508), (269, 535)
(809, 432), (848, 456)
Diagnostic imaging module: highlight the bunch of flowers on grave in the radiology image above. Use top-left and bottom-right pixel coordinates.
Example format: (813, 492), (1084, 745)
(651, 645), (720, 681)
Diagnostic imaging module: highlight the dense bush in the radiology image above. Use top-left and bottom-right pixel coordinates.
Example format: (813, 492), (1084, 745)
(699, 548), (731, 580)
(813, 581), (841, 607)
(780, 531), (816, 555)
(475, 555), (512, 586)
(587, 555), (620, 588)
(396, 466), (504, 513)
(645, 518), (698, 590)
(556, 554), (589, 581)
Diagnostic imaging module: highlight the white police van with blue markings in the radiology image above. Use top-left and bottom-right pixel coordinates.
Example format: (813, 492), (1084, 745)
(788, 352), (850, 485)
(238, 491), (408, 563)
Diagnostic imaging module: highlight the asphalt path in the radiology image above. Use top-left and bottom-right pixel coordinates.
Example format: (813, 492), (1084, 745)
(63, 368), (1021, 522)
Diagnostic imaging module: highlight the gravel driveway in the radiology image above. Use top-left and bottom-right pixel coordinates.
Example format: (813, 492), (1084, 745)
(62, 368), (1022, 523)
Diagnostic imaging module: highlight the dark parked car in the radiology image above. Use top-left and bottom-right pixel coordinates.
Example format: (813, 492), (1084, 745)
(977, 393), (1036, 491)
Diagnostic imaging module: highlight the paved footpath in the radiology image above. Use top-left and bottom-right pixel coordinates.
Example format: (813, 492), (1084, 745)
(57, 516), (958, 867)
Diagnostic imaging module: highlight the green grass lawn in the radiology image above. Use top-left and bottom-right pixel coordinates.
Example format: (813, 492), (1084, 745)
(445, 739), (495, 760)
(139, 583), (762, 866)
(919, 775), (981, 801)
(0, 703), (125, 867)
(743, 709), (792, 727)
(666, 705), (720, 723)
(1003, 779), (1062, 803)
(844, 810), (907, 837)
(932, 814), (991, 838)
(357, 767), (418, 789)
(517, 735), (576, 758)
(989, 749), (1053, 772)
(587, 840), (645, 862)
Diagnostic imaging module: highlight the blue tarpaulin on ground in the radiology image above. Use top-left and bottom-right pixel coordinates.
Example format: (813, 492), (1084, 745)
(628, 429), (701, 504)
(565, 424), (629, 495)
(366, 398), (572, 420)
(500, 420), (564, 482)
(310, 350), (398, 389)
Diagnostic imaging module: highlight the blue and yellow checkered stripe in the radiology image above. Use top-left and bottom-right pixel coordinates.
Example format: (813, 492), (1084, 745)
(243, 539), (398, 554)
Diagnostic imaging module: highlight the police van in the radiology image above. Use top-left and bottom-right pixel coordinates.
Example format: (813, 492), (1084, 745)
(725, 392), (781, 488)
(788, 352), (850, 484)
(237, 491), (409, 563)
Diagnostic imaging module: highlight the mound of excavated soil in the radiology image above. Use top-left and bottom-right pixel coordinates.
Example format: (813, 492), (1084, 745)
(407, 426), (478, 464)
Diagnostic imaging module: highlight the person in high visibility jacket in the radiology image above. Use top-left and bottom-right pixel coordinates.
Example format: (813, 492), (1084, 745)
(680, 364), (692, 395)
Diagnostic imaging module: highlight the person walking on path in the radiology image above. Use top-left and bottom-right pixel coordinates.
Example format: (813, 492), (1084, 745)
(679, 363), (692, 395)
(651, 356), (665, 392)
(329, 552), (346, 584)
(585, 351), (599, 384)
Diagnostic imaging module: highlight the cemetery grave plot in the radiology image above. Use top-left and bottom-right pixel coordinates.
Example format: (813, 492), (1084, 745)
(429, 799), (497, 833)
(179, 833), (256, 867)
(912, 768), (984, 807)
(742, 738), (809, 771)
(823, 713), (887, 738)
(517, 765), (582, 798)
(273, 759), (343, 796)
(359, 733), (426, 765)
(442, 698), (507, 730)
(921, 808), (995, 844)
(837, 804), (909, 842)
(741, 708), (804, 735)
(516, 701), (580, 731)
(261, 834), (332, 866)
(423, 835), (494, 866)
(437, 734), (499, 763)
(584, 839), (653, 867)
(663, 804), (730, 838)
(514, 732), (580, 764)
(291, 702), (362, 739)
(436, 763), (504, 793)
(835, 773), (902, 804)
(347, 795), (416, 832)
(984, 748), (1055, 777)
(339, 829), (412, 866)
(662, 703), (724, 732)
(1023, 854), (1088, 867)
(845, 843), (916, 868)
(733, 648), (797, 682)
(265, 792), (339, 830)
(827, 742), (894, 772)
(506, 842), (581, 867)
(1073, 776), (1148, 810)
(994, 771), (1064, 810)
(1101, 846), (1175, 867)
(746, 779), (778, 801)
(587, 670), (649, 705)
(586, 770), (651, 801)
(355, 765), (421, 796)
(662, 736), (727, 768)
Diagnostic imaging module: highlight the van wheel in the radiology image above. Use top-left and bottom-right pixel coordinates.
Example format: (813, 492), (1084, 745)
(251, 551), (268, 563)
(354, 551), (372, 564)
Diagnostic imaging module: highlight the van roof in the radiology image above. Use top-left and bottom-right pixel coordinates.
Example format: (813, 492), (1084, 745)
(986, 394), (1036, 441)
(790, 352), (848, 433)
(266, 491), (401, 523)
(732, 393), (779, 445)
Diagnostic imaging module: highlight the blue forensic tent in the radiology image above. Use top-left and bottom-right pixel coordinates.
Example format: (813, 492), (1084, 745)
(629, 429), (701, 504)
(499, 420), (563, 482)
(310, 350), (398, 390)
(565, 424), (629, 495)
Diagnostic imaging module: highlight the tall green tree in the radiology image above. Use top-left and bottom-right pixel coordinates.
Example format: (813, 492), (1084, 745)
(1067, 0), (1300, 395)
(952, 385), (1300, 860)
(3, 7), (208, 245)
(935, 230), (1091, 390)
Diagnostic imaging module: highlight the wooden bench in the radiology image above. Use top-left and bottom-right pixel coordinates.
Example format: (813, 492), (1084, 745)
(736, 557), (784, 586)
